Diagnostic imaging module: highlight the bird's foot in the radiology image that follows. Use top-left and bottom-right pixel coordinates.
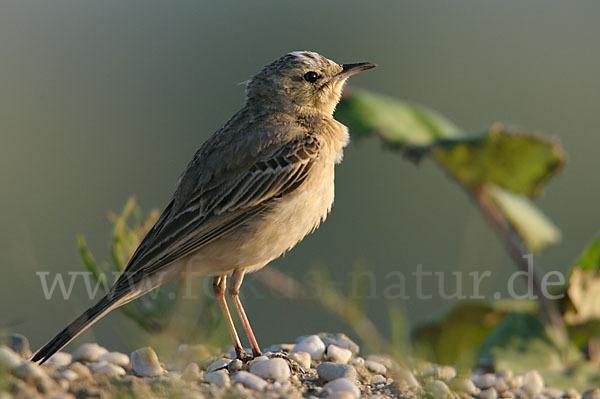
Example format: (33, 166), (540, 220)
(235, 350), (255, 363)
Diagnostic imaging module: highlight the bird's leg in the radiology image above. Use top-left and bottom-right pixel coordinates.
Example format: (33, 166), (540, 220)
(229, 269), (262, 357)
(212, 275), (248, 360)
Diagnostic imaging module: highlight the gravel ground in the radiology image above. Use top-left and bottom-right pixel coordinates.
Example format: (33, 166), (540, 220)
(0, 332), (597, 399)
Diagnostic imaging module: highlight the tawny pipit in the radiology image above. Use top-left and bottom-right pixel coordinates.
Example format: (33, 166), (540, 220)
(32, 51), (376, 363)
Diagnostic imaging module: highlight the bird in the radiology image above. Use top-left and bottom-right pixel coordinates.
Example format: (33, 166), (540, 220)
(32, 51), (376, 363)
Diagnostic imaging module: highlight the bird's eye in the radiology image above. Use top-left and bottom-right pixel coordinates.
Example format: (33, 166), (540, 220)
(303, 71), (320, 83)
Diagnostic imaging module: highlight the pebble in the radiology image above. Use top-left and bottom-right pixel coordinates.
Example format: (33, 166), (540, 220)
(9, 333), (31, 358)
(292, 335), (326, 360)
(509, 375), (523, 390)
(323, 378), (361, 399)
(494, 377), (509, 392)
(130, 347), (164, 377)
(544, 387), (564, 399)
(204, 370), (230, 387)
(272, 379), (292, 393)
(450, 377), (477, 394)
(12, 361), (47, 382)
(88, 361), (126, 378)
(496, 369), (513, 380)
(249, 358), (290, 380)
(68, 362), (92, 379)
(501, 391), (515, 399)
(97, 351), (130, 368)
(206, 358), (230, 372)
(565, 388), (581, 399)
(584, 389), (600, 399)
(72, 343), (108, 362)
(480, 387), (497, 399)
(12, 362), (56, 393)
(366, 354), (394, 369)
(474, 373), (496, 389)
(370, 374), (386, 385)
(393, 368), (420, 388)
(326, 344), (352, 364)
(227, 358), (243, 372)
(288, 351), (311, 371)
(181, 363), (202, 381)
(248, 355), (269, 365)
(423, 365), (456, 380)
(317, 362), (356, 381)
(60, 369), (79, 382)
(46, 352), (72, 368)
(350, 357), (364, 367)
(317, 333), (360, 355)
(0, 346), (22, 370)
(365, 360), (386, 375)
(232, 370), (268, 390)
(424, 380), (453, 399)
(521, 370), (544, 396)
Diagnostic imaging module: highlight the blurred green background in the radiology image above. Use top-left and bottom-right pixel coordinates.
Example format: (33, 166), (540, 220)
(1, 0), (599, 353)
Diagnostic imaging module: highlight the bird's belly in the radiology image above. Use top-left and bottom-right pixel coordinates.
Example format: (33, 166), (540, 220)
(180, 159), (335, 276)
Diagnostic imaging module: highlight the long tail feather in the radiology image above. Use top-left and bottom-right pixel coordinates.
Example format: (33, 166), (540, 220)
(31, 293), (127, 364)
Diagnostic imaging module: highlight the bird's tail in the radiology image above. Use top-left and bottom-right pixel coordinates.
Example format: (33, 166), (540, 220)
(31, 292), (129, 364)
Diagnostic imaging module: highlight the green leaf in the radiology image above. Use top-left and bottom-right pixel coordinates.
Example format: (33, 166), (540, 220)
(336, 89), (461, 146)
(337, 89), (564, 252)
(574, 235), (600, 272)
(478, 312), (599, 390)
(413, 302), (507, 368)
(433, 128), (565, 196)
(487, 185), (562, 253)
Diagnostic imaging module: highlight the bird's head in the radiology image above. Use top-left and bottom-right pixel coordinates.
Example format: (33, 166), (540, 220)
(245, 51), (376, 116)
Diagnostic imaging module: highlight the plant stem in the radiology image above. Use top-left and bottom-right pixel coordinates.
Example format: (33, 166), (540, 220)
(475, 187), (567, 346)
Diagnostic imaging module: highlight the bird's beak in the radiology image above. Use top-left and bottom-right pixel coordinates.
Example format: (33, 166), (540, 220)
(334, 62), (377, 80)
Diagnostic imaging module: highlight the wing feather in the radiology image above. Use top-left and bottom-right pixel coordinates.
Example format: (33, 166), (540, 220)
(113, 132), (321, 290)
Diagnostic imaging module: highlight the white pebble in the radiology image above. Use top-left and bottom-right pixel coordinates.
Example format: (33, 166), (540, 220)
(370, 374), (386, 385)
(494, 377), (509, 392)
(394, 368), (420, 388)
(474, 373), (496, 389)
(0, 346), (22, 370)
(289, 351), (311, 370)
(68, 362), (92, 379)
(89, 361), (126, 378)
(449, 377), (477, 394)
(272, 379), (292, 393)
(481, 387), (497, 399)
(181, 363), (202, 381)
(45, 352), (72, 368)
(365, 360), (386, 375)
(249, 358), (290, 380)
(317, 362), (356, 381)
(232, 370), (267, 390)
(206, 358), (230, 372)
(60, 369), (79, 382)
(98, 352), (129, 368)
(326, 345), (353, 364)
(292, 335), (325, 360)
(323, 378), (360, 399)
(248, 356), (268, 366)
(425, 380), (453, 399)
(71, 343), (108, 362)
(350, 357), (364, 367)
(204, 370), (230, 387)
(522, 370), (544, 396)
(13, 361), (47, 381)
(130, 347), (164, 377)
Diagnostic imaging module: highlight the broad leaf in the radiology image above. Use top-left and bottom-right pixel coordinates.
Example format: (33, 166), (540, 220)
(336, 89), (461, 145)
(487, 185), (561, 253)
